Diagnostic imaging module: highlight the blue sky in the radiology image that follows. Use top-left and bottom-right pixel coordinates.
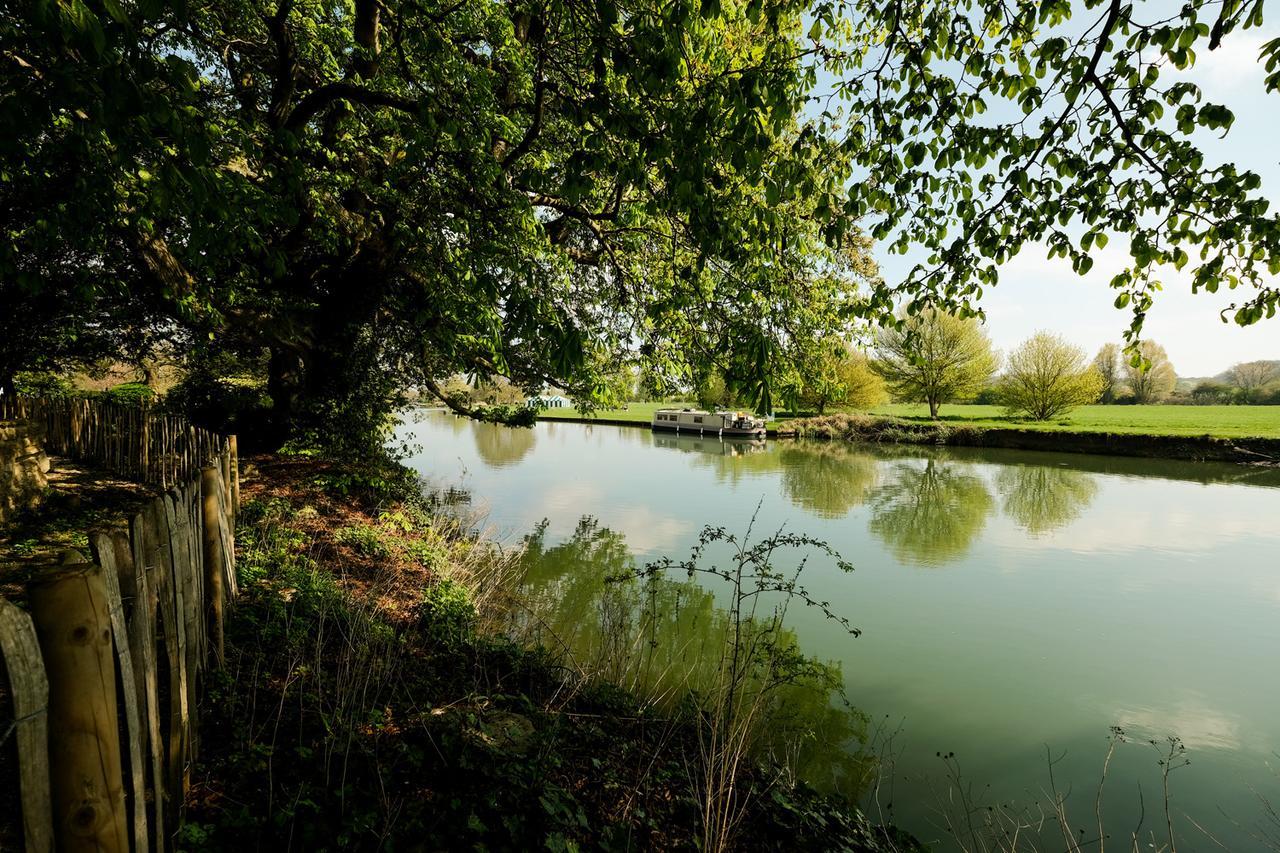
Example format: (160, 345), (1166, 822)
(853, 22), (1280, 377)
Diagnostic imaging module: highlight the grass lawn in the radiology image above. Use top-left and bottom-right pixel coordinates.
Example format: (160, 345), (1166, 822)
(536, 401), (1280, 438)
(871, 403), (1280, 438)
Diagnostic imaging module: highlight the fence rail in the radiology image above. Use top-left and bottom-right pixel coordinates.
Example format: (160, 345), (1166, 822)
(1, 395), (239, 852)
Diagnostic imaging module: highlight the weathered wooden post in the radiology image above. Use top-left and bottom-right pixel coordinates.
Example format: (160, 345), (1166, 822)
(28, 551), (129, 853)
(228, 435), (240, 515)
(0, 597), (54, 853)
(200, 465), (225, 668)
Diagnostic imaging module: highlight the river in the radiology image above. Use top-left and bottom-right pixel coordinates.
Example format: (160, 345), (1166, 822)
(395, 409), (1280, 850)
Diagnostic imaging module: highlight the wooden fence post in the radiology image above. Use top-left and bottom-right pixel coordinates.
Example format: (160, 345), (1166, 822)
(0, 597), (54, 853)
(228, 435), (240, 515)
(28, 552), (129, 853)
(200, 465), (226, 668)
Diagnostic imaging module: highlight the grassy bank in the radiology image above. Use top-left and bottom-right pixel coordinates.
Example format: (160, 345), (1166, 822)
(183, 452), (913, 852)
(537, 402), (1280, 439)
(533, 403), (1280, 462)
(777, 412), (1280, 464)
(871, 403), (1280, 438)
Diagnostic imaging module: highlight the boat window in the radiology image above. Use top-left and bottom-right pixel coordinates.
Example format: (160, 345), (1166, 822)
(693, 416), (703, 424)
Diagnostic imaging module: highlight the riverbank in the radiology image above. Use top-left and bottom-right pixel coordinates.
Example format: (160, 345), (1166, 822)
(535, 407), (1280, 464)
(777, 412), (1280, 464)
(183, 451), (916, 851)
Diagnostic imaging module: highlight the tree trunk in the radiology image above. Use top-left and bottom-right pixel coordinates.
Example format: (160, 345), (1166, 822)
(928, 398), (939, 419)
(267, 345), (306, 442)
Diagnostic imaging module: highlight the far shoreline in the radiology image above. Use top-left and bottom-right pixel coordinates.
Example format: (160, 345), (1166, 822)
(529, 411), (1280, 466)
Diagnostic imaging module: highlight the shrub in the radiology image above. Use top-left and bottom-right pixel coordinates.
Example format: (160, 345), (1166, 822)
(12, 371), (76, 398)
(998, 332), (1103, 420)
(971, 386), (1001, 405)
(335, 524), (391, 559)
(1190, 380), (1234, 405)
(100, 381), (155, 406)
(164, 363), (271, 436)
(418, 577), (476, 645)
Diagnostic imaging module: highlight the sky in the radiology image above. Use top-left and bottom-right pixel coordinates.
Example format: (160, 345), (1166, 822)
(857, 21), (1280, 377)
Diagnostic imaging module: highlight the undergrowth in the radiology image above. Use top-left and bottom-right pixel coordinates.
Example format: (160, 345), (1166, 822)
(185, 454), (911, 852)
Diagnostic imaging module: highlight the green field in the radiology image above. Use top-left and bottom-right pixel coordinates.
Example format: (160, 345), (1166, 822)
(537, 402), (1280, 439)
(870, 404), (1280, 438)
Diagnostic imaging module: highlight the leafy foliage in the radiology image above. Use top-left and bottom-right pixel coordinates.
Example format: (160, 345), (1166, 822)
(5, 0), (1278, 447)
(999, 332), (1104, 420)
(796, 342), (887, 415)
(872, 309), (999, 418)
(820, 0), (1280, 344)
(99, 381), (156, 407)
(1, 0), (872, 440)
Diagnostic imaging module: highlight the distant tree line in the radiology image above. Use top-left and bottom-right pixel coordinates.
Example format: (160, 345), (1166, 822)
(654, 310), (1278, 422)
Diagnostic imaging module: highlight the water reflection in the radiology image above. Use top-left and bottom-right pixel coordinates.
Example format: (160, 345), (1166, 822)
(868, 456), (996, 566)
(996, 464), (1099, 536)
(516, 518), (874, 797)
(652, 434), (768, 456)
(471, 421), (536, 467)
(779, 444), (880, 520)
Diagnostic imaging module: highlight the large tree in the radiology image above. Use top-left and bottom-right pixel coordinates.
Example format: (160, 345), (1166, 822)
(1224, 360), (1280, 403)
(1093, 344), (1124, 404)
(872, 309), (999, 418)
(796, 341), (886, 415)
(2, 0), (865, 439)
(5, 0), (1280, 444)
(1123, 340), (1178, 403)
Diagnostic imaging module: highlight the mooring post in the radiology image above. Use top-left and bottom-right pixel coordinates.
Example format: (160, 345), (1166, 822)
(200, 465), (225, 668)
(29, 551), (129, 853)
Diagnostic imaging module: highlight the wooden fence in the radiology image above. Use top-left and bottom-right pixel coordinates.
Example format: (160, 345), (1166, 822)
(0, 396), (239, 852)
(0, 395), (237, 495)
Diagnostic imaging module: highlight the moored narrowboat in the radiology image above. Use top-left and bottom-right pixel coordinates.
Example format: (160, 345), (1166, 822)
(650, 408), (766, 437)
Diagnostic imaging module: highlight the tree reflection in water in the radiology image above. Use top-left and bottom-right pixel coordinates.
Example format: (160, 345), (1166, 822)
(996, 464), (1100, 536)
(779, 444), (880, 520)
(470, 420), (536, 467)
(867, 455), (996, 566)
(515, 518), (875, 799)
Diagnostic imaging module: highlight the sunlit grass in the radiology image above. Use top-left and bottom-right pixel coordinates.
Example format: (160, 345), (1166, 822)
(871, 403), (1280, 438)
(536, 402), (1280, 438)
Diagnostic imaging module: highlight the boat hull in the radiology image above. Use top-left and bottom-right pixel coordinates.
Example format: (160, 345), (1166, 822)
(651, 423), (765, 437)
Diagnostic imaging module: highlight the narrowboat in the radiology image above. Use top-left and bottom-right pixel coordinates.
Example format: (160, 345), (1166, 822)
(650, 408), (767, 437)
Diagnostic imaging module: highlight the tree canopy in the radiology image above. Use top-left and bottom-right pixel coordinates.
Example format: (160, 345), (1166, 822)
(3, 0), (1278, 446)
(2, 0), (867, 440)
(822, 0), (1280, 339)
(872, 309), (999, 417)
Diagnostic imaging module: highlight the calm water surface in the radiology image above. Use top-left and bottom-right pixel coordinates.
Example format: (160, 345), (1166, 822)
(396, 410), (1280, 850)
